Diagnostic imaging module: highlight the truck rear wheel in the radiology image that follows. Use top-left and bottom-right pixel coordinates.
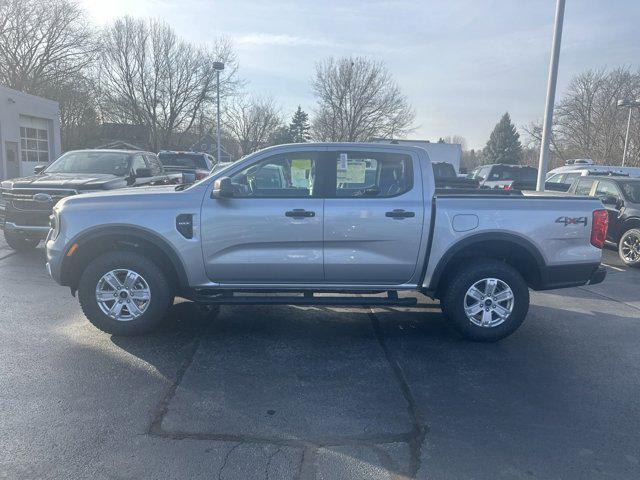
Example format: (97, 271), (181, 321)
(78, 251), (173, 336)
(441, 259), (529, 342)
(4, 230), (39, 251)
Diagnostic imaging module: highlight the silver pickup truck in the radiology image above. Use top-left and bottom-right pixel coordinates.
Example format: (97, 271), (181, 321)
(46, 143), (608, 341)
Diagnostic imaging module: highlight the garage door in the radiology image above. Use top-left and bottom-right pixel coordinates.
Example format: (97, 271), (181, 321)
(19, 115), (51, 177)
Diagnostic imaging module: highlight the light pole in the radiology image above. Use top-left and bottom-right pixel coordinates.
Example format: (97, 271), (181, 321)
(536, 0), (566, 191)
(617, 98), (640, 167)
(212, 61), (225, 163)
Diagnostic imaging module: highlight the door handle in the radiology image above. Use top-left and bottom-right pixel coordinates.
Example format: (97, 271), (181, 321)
(285, 209), (315, 218)
(385, 209), (415, 219)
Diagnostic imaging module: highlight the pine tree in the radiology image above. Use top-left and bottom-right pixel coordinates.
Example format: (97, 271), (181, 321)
(482, 112), (523, 165)
(288, 106), (311, 143)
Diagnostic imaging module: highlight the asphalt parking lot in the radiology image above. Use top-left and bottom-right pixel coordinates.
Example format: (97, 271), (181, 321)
(0, 239), (639, 480)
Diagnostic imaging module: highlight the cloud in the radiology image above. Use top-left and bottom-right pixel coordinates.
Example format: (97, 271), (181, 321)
(235, 33), (333, 48)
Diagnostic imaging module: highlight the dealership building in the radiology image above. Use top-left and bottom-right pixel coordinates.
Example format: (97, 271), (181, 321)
(0, 85), (61, 180)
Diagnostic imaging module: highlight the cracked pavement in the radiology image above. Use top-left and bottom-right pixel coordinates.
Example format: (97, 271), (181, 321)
(0, 239), (639, 479)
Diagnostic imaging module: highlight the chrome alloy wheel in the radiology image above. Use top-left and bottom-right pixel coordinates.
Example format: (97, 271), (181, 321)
(621, 232), (640, 263)
(463, 278), (514, 328)
(95, 269), (151, 322)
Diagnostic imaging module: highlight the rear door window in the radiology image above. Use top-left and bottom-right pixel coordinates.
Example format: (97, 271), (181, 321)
(595, 180), (621, 200)
(575, 178), (595, 196)
(332, 152), (413, 198)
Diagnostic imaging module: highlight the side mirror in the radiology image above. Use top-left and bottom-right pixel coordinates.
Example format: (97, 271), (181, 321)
(134, 167), (152, 178)
(211, 176), (233, 198)
(34, 165), (46, 175)
(601, 195), (619, 207)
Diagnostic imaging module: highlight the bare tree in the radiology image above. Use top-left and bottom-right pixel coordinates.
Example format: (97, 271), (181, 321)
(524, 68), (640, 167)
(0, 0), (95, 93)
(98, 17), (240, 151)
(311, 57), (415, 141)
(224, 95), (284, 155)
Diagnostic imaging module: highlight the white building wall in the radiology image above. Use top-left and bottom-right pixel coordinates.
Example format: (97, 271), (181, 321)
(0, 85), (61, 180)
(371, 139), (462, 172)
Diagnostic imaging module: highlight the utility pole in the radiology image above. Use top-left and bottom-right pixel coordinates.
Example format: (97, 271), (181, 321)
(536, 0), (566, 191)
(617, 98), (640, 167)
(213, 61), (225, 163)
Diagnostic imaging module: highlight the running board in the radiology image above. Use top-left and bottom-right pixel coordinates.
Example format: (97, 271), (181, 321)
(187, 292), (417, 307)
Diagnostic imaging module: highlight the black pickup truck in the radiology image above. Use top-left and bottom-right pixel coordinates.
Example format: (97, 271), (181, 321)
(432, 162), (479, 189)
(468, 164), (538, 191)
(0, 149), (176, 251)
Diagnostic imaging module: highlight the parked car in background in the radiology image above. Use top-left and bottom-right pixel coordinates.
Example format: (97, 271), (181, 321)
(564, 175), (640, 266)
(46, 143), (607, 342)
(157, 151), (215, 183)
(546, 169), (632, 192)
(0, 149), (176, 251)
(547, 163), (640, 178)
(468, 164), (538, 191)
(432, 162), (479, 189)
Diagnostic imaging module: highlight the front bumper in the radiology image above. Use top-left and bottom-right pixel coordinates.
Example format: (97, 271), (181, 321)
(45, 237), (65, 284)
(3, 221), (50, 239)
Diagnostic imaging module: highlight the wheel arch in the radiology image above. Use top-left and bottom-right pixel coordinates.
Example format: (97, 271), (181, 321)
(620, 217), (640, 239)
(60, 225), (190, 294)
(427, 232), (546, 295)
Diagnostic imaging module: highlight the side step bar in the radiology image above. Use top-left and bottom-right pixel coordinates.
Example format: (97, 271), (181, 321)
(187, 291), (417, 307)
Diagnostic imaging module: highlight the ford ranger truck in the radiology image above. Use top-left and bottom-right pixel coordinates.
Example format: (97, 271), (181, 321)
(45, 144), (608, 341)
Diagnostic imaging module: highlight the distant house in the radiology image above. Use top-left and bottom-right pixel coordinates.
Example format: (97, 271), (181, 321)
(371, 138), (462, 173)
(0, 85), (62, 180)
(92, 123), (150, 151)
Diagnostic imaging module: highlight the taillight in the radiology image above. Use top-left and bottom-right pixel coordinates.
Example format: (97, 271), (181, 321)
(503, 184), (512, 190)
(590, 209), (608, 248)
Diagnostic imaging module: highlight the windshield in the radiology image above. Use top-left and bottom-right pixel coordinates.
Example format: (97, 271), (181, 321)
(621, 182), (640, 203)
(45, 152), (130, 176)
(158, 153), (210, 170)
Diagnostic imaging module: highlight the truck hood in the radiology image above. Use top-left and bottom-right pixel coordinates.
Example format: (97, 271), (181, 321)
(56, 184), (195, 211)
(7, 173), (127, 190)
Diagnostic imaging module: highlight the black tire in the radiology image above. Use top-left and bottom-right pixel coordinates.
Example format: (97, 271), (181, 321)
(4, 230), (39, 251)
(441, 259), (529, 342)
(78, 251), (173, 336)
(618, 228), (640, 267)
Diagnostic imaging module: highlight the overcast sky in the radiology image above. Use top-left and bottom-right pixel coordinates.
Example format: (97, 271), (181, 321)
(79, 0), (640, 149)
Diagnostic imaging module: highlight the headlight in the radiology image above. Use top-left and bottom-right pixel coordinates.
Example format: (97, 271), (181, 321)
(49, 211), (61, 239)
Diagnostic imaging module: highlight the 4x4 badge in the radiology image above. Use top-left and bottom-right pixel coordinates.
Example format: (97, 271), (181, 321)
(555, 216), (587, 227)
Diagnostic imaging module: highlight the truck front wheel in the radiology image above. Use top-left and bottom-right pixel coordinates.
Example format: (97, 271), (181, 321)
(78, 251), (173, 336)
(441, 259), (529, 342)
